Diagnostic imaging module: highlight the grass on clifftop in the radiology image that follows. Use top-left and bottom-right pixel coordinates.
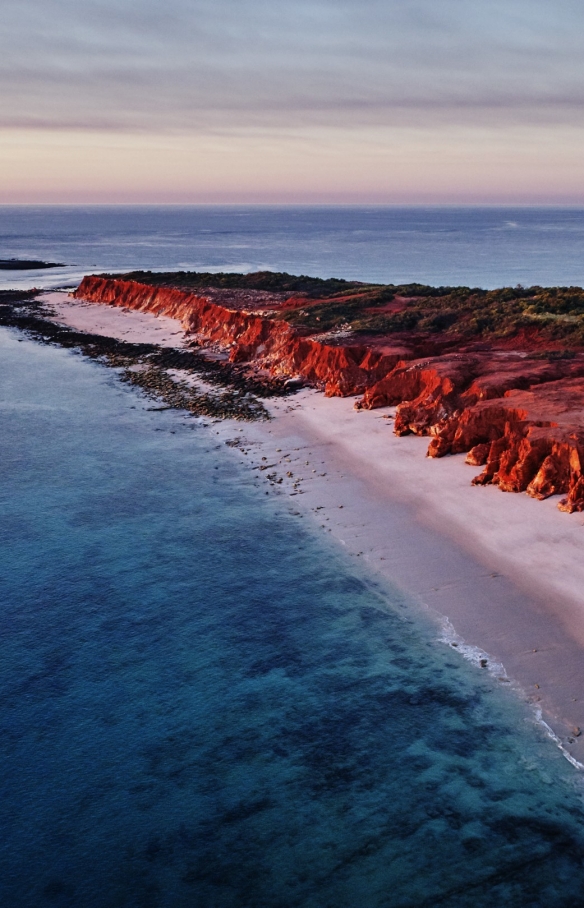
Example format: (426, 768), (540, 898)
(112, 269), (365, 298)
(279, 283), (584, 345)
(279, 283), (584, 347)
(107, 270), (584, 347)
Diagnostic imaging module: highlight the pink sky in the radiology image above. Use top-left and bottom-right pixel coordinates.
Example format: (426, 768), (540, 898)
(2, 1), (584, 204)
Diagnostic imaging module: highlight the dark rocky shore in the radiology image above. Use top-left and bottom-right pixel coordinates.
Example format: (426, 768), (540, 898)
(0, 290), (295, 421)
(0, 259), (63, 270)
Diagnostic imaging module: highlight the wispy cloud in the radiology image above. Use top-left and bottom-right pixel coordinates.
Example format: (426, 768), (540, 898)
(3, 0), (584, 133)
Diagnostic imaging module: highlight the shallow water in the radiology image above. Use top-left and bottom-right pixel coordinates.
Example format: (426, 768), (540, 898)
(3, 204), (584, 290)
(2, 329), (584, 907)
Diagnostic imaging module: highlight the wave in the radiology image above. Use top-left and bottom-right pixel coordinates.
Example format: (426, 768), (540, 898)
(438, 617), (584, 772)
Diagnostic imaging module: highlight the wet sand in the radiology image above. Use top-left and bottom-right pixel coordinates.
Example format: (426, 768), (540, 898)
(44, 291), (584, 762)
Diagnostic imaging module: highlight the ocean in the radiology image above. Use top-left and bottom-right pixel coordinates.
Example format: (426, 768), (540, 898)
(3, 206), (584, 906)
(3, 204), (584, 291)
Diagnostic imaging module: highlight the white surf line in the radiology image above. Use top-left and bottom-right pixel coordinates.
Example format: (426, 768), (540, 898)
(534, 710), (584, 772)
(439, 617), (584, 772)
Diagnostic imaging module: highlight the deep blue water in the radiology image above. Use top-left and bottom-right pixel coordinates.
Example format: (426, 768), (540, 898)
(3, 330), (584, 907)
(3, 204), (584, 290)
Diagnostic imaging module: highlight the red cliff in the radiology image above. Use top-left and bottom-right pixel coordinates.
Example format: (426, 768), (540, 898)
(74, 274), (584, 513)
(75, 276), (402, 397)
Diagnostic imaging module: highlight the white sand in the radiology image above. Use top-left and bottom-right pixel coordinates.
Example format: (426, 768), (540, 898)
(256, 391), (584, 629)
(41, 292), (584, 757)
(40, 292), (188, 348)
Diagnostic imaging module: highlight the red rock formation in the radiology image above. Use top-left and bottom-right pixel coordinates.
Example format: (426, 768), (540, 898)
(74, 276), (403, 397)
(75, 275), (584, 513)
(355, 350), (584, 510)
(357, 353), (480, 434)
(424, 379), (584, 510)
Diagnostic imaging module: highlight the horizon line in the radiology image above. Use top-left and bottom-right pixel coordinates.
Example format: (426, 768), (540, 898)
(4, 201), (584, 209)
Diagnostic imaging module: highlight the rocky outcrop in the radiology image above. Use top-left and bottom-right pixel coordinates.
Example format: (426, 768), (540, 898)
(428, 380), (584, 511)
(358, 353), (480, 434)
(359, 353), (584, 430)
(356, 350), (584, 510)
(75, 274), (584, 513)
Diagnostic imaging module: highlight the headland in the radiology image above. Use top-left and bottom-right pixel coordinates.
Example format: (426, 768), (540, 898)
(76, 269), (584, 514)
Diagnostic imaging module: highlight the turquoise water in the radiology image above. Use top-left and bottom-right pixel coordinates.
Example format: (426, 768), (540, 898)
(3, 329), (584, 907)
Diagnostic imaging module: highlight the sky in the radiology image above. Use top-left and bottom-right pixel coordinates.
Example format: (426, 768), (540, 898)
(2, 0), (584, 203)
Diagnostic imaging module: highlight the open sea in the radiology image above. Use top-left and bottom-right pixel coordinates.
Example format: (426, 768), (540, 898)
(3, 206), (584, 906)
(3, 204), (584, 291)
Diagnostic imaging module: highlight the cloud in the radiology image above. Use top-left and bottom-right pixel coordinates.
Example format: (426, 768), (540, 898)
(3, 0), (584, 133)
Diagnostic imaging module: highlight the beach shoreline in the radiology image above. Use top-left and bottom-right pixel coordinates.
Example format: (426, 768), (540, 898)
(41, 290), (584, 762)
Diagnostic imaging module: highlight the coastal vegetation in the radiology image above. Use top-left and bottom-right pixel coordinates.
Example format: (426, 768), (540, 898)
(118, 269), (360, 298)
(112, 270), (584, 348)
(281, 283), (584, 346)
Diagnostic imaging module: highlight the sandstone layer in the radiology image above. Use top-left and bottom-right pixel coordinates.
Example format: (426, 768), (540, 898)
(74, 274), (584, 512)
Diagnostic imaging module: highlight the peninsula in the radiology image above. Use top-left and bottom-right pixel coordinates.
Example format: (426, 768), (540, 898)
(76, 270), (584, 514)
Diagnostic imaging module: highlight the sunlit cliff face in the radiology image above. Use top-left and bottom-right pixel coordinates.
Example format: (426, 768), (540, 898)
(2, 0), (584, 203)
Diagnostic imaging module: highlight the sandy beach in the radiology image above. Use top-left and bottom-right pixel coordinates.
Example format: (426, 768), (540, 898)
(43, 290), (584, 761)
(42, 291), (190, 348)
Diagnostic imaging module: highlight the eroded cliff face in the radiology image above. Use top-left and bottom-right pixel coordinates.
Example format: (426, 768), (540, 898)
(429, 380), (584, 512)
(75, 277), (402, 397)
(75, 275), (584, 513)
(357, 356), (584, 512)
(357, 351), (584, 511)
